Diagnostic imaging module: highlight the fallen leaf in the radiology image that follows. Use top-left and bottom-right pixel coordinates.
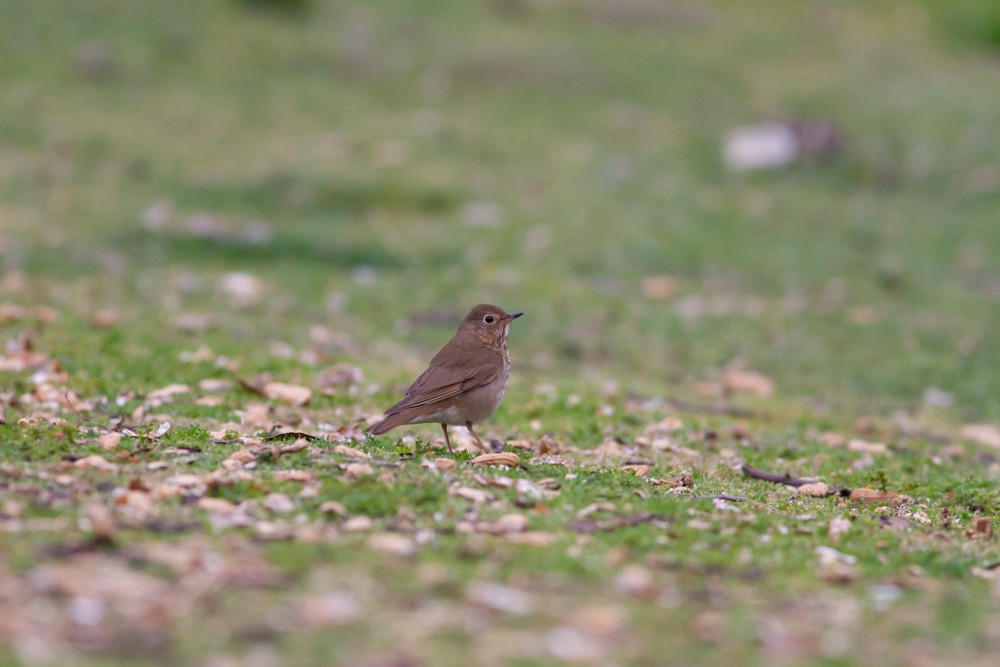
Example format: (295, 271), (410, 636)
(965, 517), (994, 540)
(83, 502), (115, 542)
(613, 564), (655, 597)
(227, 448), (257, 464)
(849, 488), (912, 506)
(960, 424), (1000, 449)
(505, 530), (555, 546)
(298, 592), (361, 629)
(568, 604), (627, 638)
(650, 473), (693, 488)
(815, 545), (857, 583)
(345, 463), (374, 478)
(218, 272), (263, 309)
(263, 382), (312, 406)
(433, 457), (456, 472)
(264, 493), (295, 514)
(577, 502), (616, 518)
(797, 482), (830, 497)
(847, 439), (889, 455)
(73, 455), (118, 472)
(828, 516), (851, 542)
(622, 463), (650, 477)
(318, 500), (348, 517)
(332, 444), (368, 458)
(467, 581), (535, 615)
(342, 516), (373, 532)
(452, 486), (495, 504)
(723, 368), (775, 397)
(470, 452), (520, 467)
(367, 533), (415, 557)
(97, 431), (123, 450)
(198, 497), (237, 513)
(147, 383), (191, 401)
(240, 403), (271, 429)
(115, 490), (157, 519)
(272, 470), (316, 483)
(642, 275), (679, 301)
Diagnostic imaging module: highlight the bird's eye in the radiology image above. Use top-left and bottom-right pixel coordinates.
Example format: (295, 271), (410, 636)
(484, 315), (495, 323)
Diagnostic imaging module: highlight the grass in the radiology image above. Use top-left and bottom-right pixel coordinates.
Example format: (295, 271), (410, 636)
(1, 0), (999, 665)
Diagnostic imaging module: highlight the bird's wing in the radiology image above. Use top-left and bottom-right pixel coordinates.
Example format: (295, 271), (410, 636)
(385, 344), (501, 413)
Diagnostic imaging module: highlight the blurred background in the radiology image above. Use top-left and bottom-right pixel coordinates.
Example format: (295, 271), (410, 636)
(2, 0), (1000, 420)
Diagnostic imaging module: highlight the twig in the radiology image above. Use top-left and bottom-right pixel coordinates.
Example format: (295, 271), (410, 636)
(741, 464), (852, 497)
(740, 463), (815, 487)
(690, 494), (751, 503)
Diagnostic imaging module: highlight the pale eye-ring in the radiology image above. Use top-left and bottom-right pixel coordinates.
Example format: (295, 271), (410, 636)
(484, 315), (495, 324)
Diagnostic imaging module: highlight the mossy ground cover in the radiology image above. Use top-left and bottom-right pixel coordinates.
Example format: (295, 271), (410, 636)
(1, 1), (998, 665)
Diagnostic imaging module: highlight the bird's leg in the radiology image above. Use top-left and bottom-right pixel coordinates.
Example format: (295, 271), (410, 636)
(440, 423), (453, 454)
(465, 421), (487, 452)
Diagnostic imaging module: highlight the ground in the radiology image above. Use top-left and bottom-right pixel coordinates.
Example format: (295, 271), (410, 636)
(1, 1), (999, 665)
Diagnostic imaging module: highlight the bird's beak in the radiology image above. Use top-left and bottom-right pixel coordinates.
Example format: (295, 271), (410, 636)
(508, 311), (524, 320)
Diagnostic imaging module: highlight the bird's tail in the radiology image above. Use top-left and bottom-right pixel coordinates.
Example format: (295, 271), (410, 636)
(367, 410), (414, 436)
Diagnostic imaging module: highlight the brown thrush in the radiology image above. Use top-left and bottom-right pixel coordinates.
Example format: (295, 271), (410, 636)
(368, 304), (523, 453)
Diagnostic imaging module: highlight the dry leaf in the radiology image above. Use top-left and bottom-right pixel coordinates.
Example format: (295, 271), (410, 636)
(73, 455), (118, 472)
(828, 516), (851, 542)
(240, 403), (271, 429)
(470, 452), (520, 467)
(298, 592), (361, 629)
(641, 275), (679, 301)
(198, 497), (237, 513)
(622, 463), (650, 477)
(965, 517), (994, 540)
(815, 545), (857, 584)
(227, 448), (257, 464)
(593, 439), (626, 460)
(97, 431), (123, 450)
(613, 564), (655, 597)
(467, 582), (535, 615)
(332, 444), (368, 458)
(199, 378), (233, 393)
(452, 487), (495, 504)
(433, 457), (457, 472)
(83, 501), (115, 541)
(218, 272), (263, 309)
(342, 516), (373, 532)
(147, 383), (191, 401)
(272, 470), (316, 483)
(367, 533), (415, 557)
(345, 463), (374, 478)
(115, 490), (157, 519)
(318, 500), (348, 517)
(797, 482), (830, 497)
(264, 493), (295, 514)
(723, 368), (775, 397)
(960, 424), (1000, 449)
(568, 604), (627, 638)
(505, 530), (555, 546)
(849, 488), (912, 506)
(847, 439), (889, 455)
(577, 502), (616, 518)
(263, 382), (312, 406)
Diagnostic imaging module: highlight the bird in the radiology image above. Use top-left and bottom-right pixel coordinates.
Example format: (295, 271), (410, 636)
(367, 304), (523, 453)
